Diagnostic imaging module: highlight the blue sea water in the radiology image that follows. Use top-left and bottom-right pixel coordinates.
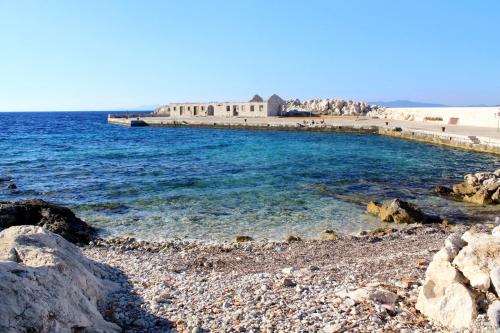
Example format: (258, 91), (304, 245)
(1, 111), (500, 241)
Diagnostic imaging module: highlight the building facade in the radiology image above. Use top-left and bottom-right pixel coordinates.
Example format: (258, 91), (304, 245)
(155, 94), (286, 118)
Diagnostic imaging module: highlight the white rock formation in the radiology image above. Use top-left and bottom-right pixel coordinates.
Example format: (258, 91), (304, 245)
(0, 226), (120, 333)
(453, 231), (500, 291)
(285, 98), (385, 116)
(417, 227), (500, 330)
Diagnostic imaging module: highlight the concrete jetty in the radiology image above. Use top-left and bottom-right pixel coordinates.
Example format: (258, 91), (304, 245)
(107, 114), (500, 155)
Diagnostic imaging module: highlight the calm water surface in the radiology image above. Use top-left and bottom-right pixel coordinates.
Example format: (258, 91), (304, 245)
(1, 112), (500, 241)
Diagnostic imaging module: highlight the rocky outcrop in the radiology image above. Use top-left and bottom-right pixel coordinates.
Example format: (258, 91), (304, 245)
(437, 170), (500, 205)
(416, 227), (500, 330)
(0, 226), (120, 332)
(0, 199), (95, 244)
(285, 98), (385, 116)
(367, 199), (442, 224)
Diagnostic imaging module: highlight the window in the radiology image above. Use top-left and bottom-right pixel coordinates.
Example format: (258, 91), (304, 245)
(167, 107), (170, 111)
(259, 105), (264, 112)
(188, 106), (191, 111)
(173, 106), (176, 111)
(201, 106), (204, 111)
(250, 105), (255, 112)
(226, 106), (230, 112)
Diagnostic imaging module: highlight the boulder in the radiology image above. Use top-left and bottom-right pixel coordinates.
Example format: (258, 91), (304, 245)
(463, 188), (494, 205)
(488, 301), (500, 332)
(366, 199), (441, 224)
(0, 199), (95, 244)
(453, 233), (500, 291)
(453, 183), (478, 195)
(416, 246), (476, 329)
(0, 226), (120, 332)
(490, 267), (500, 297)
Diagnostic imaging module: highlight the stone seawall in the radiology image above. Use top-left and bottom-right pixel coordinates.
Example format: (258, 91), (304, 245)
(379, 129), (500, 155)
(107, 115), (500, 155)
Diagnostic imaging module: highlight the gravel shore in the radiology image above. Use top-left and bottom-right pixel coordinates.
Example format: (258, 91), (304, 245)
(83, 224), (485, 332)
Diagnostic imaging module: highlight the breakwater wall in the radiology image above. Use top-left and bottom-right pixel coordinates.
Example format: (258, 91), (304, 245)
(379, 129), (500, 155)
(108, 115), (500, 155)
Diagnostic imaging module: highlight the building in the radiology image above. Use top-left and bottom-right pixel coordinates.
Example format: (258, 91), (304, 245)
(155, 94), (286, 118)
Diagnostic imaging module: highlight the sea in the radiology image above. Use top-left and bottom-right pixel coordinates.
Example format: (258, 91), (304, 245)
(1, 111), (500, 241)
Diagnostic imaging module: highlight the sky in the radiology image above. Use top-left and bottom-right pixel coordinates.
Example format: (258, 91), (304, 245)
(0, 0), (499, 111)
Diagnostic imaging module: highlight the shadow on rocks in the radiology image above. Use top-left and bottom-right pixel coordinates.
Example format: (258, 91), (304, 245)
(91, 259), (174, 333)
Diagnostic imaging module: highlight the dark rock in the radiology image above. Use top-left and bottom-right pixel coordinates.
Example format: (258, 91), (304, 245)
(434, 185), (453, 195)
(7, 184), (17, 190)
(0, 199), (95, 244)
(0, 177), (13, 183)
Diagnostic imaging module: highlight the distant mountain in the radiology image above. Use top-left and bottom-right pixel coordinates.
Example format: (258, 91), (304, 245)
(369, 100), (448, 108)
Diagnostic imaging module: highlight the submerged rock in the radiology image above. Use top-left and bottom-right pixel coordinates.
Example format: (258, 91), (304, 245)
(0, 226), (120, 332)
(235, 235), (253, 243)
(0, 199), (95, 244)
(367, 199), (442, 224)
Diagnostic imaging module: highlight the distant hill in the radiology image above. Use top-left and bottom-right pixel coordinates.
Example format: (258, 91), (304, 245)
(369, 100), (448, 108)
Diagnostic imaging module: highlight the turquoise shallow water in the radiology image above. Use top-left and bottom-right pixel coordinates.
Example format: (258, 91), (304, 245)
(1, 112), (500, 241)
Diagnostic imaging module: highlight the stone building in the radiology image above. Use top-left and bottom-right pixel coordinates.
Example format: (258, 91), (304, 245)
(155, 94), (286, 117)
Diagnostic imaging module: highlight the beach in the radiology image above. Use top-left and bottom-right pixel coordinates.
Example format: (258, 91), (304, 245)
(81, 224), (465, 332)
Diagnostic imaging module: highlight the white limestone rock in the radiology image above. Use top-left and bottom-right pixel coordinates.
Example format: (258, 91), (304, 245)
(453, 233), (500, 291)
(488, 301), (500, 332)
(491, 267), (500, 297)
(416, 247), (476, 329)
(493, 225), (500, 238)
(444, 233), (467, 256)
(417, 281), (477, 330)
(0, 226), (120, 333)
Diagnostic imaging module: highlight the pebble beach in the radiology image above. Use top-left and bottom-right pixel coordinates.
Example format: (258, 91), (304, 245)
(82, 224), (487, 332)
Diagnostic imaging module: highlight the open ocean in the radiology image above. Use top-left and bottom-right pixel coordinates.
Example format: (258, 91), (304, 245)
(1, 111), (500, 241)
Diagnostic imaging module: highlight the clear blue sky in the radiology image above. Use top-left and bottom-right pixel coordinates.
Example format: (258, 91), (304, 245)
(1, 0), (499, 111)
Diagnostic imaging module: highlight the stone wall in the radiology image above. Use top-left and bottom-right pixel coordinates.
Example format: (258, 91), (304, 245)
(380, 106), (500, 128)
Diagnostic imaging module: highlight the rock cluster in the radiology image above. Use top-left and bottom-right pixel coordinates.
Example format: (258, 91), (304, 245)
(285, 98), (385, 116)
(0, 199), (95, 244)
(367, 199), (442, 224)
(416, 226), (500, 330)
(0, 226), (120, 332)
(436, 169), (500, 205)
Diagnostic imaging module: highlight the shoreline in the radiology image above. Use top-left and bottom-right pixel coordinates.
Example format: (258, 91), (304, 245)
(82, 223), (471, 332)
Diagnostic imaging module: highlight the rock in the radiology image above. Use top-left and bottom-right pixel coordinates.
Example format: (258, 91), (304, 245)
(493, 225), (500, 238)
(0, 199), (95, 244)
(453, 183), (478, 195)
(369, 289), (398, 305)
(444, 233), (467, 255)
(235, 235), (253, 243)
(285, 235), (302, 242)
(463, 188), (494, 205)
(488, 301), (500, 332)
(490, 267), (500, 297)
(366, 199), (440, 224)
(453, 233), (500, 291)
(282, 278), (296, 287)
(417, 282), (477, 330)
(416, 244), (477, 329)
(6, 184), (16, 190)
(348, 288), (370, 303)
(319, 230), (338, 240)
(0, 177), (13, 183)
(434, 185), (453, 195)
(281, 267), (296, 275)
(0, 226), (120, 333)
